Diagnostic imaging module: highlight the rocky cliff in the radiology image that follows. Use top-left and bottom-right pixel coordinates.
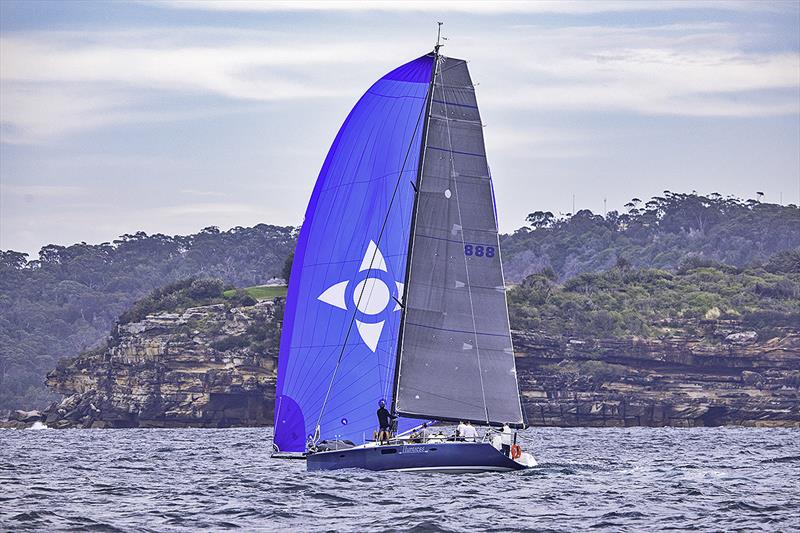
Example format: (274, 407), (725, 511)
(40, 300), (280, 429)
(514, 323), (800, 428)
(30, 301), (800, 429)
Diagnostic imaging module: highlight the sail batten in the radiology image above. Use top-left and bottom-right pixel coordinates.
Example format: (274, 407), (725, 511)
(393, 56), (524, 427)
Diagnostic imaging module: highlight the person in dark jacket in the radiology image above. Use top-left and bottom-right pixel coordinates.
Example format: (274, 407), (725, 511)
(376, 400), (395, 444)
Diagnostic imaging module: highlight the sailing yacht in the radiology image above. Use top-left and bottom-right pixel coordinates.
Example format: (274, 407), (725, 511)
(273, 32), (536, 472)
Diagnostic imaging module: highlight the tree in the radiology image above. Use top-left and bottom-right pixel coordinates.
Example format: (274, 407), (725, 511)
(501, 192), (800, 283)
(187, 279), (224, 299)
(0, 224), (296, 411)
(526, 211), (555, 229)
(765, 249), (800, 274)
(282, 251), (294, 283)
(0, 251), (28, 270)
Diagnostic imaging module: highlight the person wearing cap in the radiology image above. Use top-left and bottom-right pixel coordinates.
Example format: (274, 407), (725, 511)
(419, 422), (430, 442)
(376, 400), (395, 444)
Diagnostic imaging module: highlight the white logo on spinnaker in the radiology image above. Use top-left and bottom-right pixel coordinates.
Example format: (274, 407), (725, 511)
(317, 240), (403, 352)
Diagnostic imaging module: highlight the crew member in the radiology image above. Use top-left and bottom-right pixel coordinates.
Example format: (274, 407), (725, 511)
(463, 421), (478, 442)
(456, 420), (468, 440)
(501, 423), (513, 457)
(376, 400), (395, 444)
(419, 423), (430, 442)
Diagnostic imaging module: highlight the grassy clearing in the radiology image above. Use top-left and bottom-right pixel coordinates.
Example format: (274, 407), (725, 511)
(223, 285), (288, 300)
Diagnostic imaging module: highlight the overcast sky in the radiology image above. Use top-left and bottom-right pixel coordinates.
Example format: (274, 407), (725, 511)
(1, 0), (798, 256)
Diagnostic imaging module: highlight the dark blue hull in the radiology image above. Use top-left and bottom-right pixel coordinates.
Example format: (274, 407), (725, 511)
(306, 442), (527, 472)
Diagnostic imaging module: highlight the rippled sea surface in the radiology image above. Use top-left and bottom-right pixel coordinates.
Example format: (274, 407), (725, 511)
(1, 427), (798, 532)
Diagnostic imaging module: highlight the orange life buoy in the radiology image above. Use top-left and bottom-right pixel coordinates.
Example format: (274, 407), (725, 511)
(510, 444), (522, 460)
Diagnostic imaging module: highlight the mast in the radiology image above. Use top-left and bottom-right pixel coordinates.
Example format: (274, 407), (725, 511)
(390, 24), (442, 417)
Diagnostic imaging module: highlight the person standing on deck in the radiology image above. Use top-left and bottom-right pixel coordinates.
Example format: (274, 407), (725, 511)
(501, 423), (513, 457)
(456, 420), (468, 440)
(419, 423), (430, 442)
(376, 400), (395, 444)
(462, 421), (478, 442)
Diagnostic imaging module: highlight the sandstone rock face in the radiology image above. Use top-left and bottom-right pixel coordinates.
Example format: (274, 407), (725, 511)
(0, 418), (38, 429)
(43, 300), (279, 429)
(725, 331), (758, 344)
(10, 410), (44, 423)
(513, 328), (800, 428)
(41, 300), (799, 429)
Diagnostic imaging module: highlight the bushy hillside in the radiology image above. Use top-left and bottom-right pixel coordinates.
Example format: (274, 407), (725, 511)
(502, 192), (800, 281)
(0, 225), (294, 410)
(509, 249), (800, 341)
(2, 191), (798, 411)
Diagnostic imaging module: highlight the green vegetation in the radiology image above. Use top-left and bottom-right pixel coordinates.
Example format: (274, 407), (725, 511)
(502, 192), (800, 281)
(112, 279), (283, 355)
(1, 191), (798, 411)
(509, 256), (800, 341)
(542, 360), (634, 385)
(209, 319), (282, 355)
(0, 224), (295, 411)
(117, 278), (267, 326)
(223, 285), (287, 300)
(282, 251), (294, 283)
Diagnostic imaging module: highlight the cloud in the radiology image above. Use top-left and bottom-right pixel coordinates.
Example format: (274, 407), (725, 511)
(0, 35), (364, 105)
(485, 49), (799, 117)
(0, 184), (88, 198)
(155, 0), (789, 14)
(0, 83), (139, 142)
(1, 15), (798, 144)
(179, 189), (228, 197)
(154, 202), (262, 217)
(0, 30), (415, 142)
(484, 126), (602, 159)
(471, 23), (800, 117)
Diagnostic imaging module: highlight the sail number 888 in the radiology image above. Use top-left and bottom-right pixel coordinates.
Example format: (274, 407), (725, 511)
(464, 244), (495, 258)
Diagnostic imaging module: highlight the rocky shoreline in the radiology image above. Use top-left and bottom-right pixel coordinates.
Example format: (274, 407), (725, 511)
(3, 299), (798, 429)
(514, 325), (800, 428)
(15, 300), (280, 429)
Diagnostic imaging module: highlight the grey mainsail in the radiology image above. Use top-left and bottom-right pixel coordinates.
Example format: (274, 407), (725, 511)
(393, 56), (524, 426)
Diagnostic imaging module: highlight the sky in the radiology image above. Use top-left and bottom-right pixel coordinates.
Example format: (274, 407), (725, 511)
(1, 0), (799, 257)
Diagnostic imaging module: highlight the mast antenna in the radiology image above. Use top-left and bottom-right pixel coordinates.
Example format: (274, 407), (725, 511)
(435, 21), (443, 54)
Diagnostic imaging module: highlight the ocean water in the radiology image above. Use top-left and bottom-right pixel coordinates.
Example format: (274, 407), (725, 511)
(1, 426), (798, 532)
